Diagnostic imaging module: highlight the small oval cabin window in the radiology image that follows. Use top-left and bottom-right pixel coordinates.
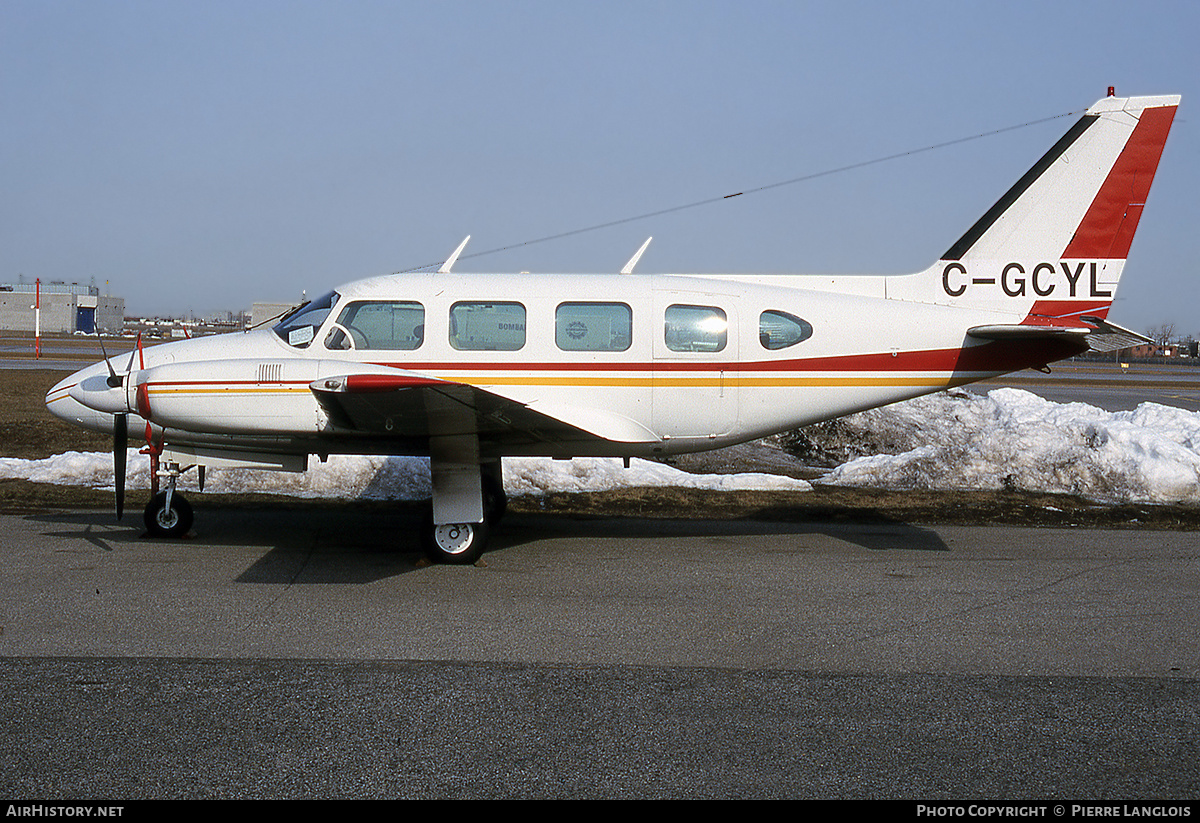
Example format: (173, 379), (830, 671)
(759, 310), (813, 350)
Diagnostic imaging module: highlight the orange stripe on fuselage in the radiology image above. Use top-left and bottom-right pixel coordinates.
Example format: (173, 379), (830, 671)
(141, 339), (1080, 398)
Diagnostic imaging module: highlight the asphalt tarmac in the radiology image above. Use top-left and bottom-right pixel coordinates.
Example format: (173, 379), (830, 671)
(2, 505), (1198, 799)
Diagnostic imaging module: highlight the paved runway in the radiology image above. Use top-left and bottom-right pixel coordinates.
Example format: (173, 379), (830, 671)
(2, 505), (1198, 798)
(0, 334), (137, 372)
(979, 361), (1200, 412)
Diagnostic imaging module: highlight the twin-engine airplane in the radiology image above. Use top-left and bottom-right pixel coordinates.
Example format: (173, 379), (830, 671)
(47, 92), (1179, 563)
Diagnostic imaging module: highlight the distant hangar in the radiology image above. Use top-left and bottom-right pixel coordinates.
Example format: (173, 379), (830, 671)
(0, 281), (124, 334)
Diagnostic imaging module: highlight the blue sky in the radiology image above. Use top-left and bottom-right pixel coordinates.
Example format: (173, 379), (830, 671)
(2, 0), (1197, 335)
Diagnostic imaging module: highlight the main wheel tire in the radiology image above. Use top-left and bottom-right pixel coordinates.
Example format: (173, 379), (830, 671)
(423, 516), (489, 565)
(143, 491), (193, 538)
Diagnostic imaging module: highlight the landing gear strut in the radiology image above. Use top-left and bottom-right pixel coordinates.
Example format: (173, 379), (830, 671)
(482, 461), (507, 525)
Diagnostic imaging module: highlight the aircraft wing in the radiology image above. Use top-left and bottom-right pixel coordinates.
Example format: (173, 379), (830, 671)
(310, 371), (660, 447)
(967, 317), (1150, 354)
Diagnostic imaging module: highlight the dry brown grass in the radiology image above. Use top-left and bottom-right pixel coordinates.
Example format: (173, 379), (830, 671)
(4, 369), (112, 459)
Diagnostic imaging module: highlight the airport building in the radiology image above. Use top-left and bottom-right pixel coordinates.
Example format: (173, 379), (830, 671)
(0, 281), (124, 334)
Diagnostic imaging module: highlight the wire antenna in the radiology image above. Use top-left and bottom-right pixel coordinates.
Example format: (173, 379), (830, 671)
(395, 109), (1082, 273)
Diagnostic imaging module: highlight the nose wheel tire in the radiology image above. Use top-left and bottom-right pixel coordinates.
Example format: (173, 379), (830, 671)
(423, 517), (489, 565)
(143, 491), (193, 538)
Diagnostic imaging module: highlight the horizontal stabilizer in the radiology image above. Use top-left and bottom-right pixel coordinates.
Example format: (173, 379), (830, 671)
(967, 324), (1088, 341)
(967, 317), (1150, 353)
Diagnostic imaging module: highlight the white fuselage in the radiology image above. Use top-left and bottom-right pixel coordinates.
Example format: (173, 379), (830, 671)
(47, 270), (1062, 462)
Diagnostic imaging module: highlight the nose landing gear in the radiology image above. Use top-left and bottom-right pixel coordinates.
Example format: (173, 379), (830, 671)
(142, 459), (194, 538)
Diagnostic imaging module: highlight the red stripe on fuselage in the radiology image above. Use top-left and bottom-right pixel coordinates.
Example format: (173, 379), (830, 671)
(373, 339), (1085, 376)
(138, 342), (1085, 397)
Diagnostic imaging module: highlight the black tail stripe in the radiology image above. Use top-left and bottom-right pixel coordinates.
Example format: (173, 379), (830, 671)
(942, 114), (1099, 261)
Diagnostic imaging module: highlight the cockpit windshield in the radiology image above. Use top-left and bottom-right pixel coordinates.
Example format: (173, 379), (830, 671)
(273, 291), (340, 348)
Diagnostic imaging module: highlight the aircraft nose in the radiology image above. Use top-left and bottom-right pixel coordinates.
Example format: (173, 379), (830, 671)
(46, 371), (83, 416)
(46, 368), (117, 434)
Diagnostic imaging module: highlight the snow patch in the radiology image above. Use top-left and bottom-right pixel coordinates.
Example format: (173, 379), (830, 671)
(7, 389), (1200, 504)
(0, 452), (810, 499)
(820, 388), (1200, 504)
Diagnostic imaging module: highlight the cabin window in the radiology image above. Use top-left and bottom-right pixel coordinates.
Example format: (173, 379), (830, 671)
(449, 302), (526, 351)
(555, 302), (632, 352)
(759, 310), (813, 350)
(664, 304), (727, 352)
(273, 291), (339, 348)
(325, 301), (425, 350)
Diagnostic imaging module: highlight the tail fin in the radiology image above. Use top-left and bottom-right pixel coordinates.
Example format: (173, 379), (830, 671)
(893, 93), (1179, 325)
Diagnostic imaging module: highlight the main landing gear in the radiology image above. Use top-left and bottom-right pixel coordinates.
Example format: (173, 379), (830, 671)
(424, 518), (490, 565)
(420, 458), (506, 565)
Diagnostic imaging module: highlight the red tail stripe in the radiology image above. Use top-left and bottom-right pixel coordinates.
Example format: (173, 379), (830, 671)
(1062, 105), (1177, 259)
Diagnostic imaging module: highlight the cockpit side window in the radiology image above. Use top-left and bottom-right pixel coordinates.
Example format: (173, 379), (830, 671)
(325, 301), (425, 350)
(759, 310), (813, 350)
(273, 291), (340, 348)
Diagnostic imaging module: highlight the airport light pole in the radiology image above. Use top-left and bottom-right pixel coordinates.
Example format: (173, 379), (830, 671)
(34, 278), (41, 360)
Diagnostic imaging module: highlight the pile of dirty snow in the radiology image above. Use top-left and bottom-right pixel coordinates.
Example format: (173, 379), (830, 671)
(816, 388), (1200, 504)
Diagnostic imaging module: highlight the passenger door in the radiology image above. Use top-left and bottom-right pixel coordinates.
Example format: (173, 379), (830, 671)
(651, 289), (738, 440)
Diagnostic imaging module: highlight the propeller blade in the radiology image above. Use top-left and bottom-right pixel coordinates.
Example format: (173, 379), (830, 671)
(125, 341), (138, 380)
(95, 330), (122, 388)
(114, 412), (128, 520)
